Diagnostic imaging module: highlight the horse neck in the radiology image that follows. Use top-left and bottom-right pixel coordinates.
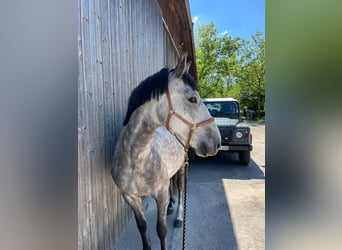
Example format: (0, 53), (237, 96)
(123, 101), (161, 153)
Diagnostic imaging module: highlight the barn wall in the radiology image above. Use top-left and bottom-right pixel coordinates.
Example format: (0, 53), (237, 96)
(78, 0), (184, 249)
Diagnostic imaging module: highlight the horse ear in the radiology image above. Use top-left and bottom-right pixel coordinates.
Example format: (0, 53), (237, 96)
(174, 52), (188, 77)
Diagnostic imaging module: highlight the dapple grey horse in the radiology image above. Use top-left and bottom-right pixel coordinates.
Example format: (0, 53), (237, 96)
(111, 54), (221, 250)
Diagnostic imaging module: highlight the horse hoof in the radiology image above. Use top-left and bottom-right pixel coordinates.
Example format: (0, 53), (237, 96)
(174, 219), (183, 228)
(167, 206), (174, 215)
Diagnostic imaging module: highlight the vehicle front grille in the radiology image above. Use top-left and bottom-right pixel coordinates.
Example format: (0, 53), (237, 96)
(219, 128), (233, 145)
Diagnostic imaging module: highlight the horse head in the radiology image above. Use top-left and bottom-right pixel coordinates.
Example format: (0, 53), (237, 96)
(160, 54), (221, 157)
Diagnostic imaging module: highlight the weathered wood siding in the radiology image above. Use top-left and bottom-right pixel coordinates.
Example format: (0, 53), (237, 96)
(78, 0), (185, 249)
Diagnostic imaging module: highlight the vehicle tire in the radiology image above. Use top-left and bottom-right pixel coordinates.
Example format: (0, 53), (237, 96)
(238, 151), (250, 166)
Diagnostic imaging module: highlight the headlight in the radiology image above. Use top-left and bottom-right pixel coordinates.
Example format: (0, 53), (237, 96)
(235, 131), (243, 139)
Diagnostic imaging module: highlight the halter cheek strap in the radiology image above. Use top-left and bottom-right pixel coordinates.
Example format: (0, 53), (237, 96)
(165, 87), (214, 152)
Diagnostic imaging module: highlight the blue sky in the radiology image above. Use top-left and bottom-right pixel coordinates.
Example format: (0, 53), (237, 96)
(189, 0), (265, 40)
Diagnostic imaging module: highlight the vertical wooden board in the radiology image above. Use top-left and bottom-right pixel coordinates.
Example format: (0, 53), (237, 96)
(110, 1), (121, 245)
(99, 0), (115, 248)
(94, 1), (104, 249)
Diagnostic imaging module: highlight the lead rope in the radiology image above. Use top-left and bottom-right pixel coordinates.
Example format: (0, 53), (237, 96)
(182, 152), (189, 250)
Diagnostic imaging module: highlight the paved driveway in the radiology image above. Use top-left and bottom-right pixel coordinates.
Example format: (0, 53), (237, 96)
(115, 124), (265, 250)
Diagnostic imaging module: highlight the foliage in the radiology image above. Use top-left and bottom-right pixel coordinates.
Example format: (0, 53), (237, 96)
(194, 23), (265, 119)
(195, 22), (240, 98)
(236, 31), (265, 113)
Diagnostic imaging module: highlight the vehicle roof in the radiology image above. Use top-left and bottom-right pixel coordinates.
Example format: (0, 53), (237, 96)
(202, 97), (239, 102)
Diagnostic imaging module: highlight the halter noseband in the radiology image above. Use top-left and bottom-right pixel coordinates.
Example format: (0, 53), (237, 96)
(165, 87), (215, 152)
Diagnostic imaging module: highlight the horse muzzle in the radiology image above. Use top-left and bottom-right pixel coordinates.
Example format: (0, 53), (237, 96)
(195, 136), (221, 157)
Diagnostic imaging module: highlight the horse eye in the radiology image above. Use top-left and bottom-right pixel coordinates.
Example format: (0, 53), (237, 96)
(188, 97), (197, 104)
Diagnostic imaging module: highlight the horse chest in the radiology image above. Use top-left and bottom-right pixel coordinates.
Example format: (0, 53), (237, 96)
(153, 128), (185, 177)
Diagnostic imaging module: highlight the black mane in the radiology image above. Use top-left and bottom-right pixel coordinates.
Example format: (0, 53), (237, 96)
(123, 68), (197, 125)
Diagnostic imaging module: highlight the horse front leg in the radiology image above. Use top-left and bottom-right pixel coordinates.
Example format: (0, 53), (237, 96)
(174, 167), (184, 228)
(123, 194), (151, 250)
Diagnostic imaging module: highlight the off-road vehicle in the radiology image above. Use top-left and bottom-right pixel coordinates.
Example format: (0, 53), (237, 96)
(190, 98), (253, 165)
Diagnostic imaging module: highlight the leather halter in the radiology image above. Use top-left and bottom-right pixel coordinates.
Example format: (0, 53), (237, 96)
(165, 87), (215, 152)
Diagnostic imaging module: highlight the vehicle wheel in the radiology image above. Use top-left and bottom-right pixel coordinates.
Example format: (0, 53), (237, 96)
(188, 148), (196, 162)
(238, 151), (250, 166)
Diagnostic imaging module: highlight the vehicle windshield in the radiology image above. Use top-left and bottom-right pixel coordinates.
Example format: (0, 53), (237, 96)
(203, 101), (240, 119)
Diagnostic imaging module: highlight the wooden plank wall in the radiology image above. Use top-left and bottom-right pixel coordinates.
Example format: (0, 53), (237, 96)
(78, 0), (183, 249)
(163, 23), (179, 69)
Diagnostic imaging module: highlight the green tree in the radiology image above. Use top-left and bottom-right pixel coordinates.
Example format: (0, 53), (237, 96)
(236, 31), (265, 118)
(195, 22), (240, 98)
(194, 22), (265, 120)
